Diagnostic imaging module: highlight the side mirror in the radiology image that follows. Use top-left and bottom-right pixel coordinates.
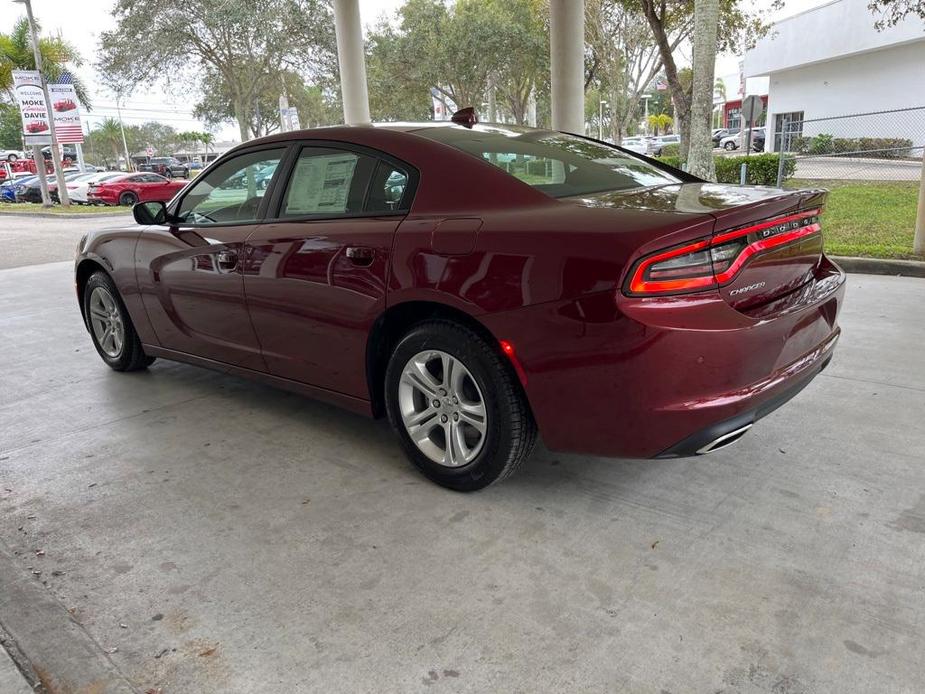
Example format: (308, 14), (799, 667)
(133, 200), (168, 225)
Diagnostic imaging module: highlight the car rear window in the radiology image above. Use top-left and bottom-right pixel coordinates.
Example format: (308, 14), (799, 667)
(416, 124), (680, 198)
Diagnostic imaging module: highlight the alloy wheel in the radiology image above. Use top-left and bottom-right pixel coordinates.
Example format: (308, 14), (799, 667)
(397, 350), (488, 467)
(88, 286), (125, 358)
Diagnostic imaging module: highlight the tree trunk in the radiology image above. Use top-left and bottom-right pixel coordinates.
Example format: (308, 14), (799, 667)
(641, 0), (692, 160)
(687, 0), (719, 180)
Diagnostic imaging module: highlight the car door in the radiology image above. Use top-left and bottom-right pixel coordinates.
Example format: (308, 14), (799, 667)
(135, 145), (288, 370)
(243, 144), (415, 398)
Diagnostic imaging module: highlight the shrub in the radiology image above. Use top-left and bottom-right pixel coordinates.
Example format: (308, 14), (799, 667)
(656, 153), (794, 186)
(809, 133), (835, 155)
(715, 153), (795, 186)
(660, 143), (680, 158)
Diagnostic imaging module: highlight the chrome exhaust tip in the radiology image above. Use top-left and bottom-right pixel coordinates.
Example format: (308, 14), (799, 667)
(695, 423), (753, 455)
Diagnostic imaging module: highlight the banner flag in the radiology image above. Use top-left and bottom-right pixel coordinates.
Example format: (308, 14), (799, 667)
(48, 83), (84, 144)
(12, 70), (51, 145)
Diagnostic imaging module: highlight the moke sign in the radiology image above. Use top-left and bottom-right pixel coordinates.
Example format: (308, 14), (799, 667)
(13, 70), (52, 145)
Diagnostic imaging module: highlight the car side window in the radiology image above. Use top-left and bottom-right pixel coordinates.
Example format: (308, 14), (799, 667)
(365, 161), (410, 213)
(280, 147), (379, 218)
(175, 148), (285, 225)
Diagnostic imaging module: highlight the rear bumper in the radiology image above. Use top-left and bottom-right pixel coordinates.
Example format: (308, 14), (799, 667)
(482, 255), (846, 459)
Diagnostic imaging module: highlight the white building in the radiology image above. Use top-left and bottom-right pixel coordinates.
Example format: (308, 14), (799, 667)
(744, 0), (925, 151)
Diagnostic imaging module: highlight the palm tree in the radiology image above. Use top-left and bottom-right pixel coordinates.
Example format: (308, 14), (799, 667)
(647, 113), (673, 136)
(0, 17), (90, 107)
(199, 131), (215, 161)
(95, 118), (124, 168)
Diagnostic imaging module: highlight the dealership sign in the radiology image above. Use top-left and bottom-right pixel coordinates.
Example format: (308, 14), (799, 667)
(13, 70), (51, 145)
(48, 83), (84, 144)
(12, 70), (84, 146)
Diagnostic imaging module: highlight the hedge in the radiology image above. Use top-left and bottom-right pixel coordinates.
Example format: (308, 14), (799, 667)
(660, 143), (681, 158)
(657, 153), (795, 186)
(789, 134), (913, 159)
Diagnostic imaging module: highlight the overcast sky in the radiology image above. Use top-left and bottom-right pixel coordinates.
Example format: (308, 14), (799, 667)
(2, 0), (830, 142)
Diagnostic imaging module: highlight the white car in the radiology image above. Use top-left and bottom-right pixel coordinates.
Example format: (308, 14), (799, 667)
(719, 128), (765, 152)
(619, 137), (650, 155)
(0, 149), (23, 162)
(66, 171), (126, 204)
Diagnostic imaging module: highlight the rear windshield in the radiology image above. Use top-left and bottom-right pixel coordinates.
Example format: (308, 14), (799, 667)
(417, 125), (680, 198)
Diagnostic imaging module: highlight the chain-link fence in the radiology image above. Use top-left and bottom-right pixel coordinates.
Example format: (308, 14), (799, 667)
(770, 106), (925, 186)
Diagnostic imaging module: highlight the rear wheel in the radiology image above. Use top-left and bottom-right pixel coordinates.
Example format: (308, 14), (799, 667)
(384, 321), (537, 491)
(83, 271), (154, 371)
(724, 141), (737, 151)
(7, 154), (17, 162)
(118, 191), (138, 206)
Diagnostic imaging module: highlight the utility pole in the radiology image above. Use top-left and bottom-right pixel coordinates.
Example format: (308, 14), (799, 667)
(16, 0), (70, 206)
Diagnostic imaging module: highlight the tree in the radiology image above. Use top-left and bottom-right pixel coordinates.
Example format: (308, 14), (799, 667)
(634, 0), (777, 160)
(586, 0), (668, 141)
(93, 118), (126, 168)
(99, 1), (336, 143)
(489, 0), (548, 125)
(0, 17), (90, 107)
(648, 113), (672, 135)
(0, 103), (21, 149)
(687, 0), (720, 180)
(868, 0), (925, 29)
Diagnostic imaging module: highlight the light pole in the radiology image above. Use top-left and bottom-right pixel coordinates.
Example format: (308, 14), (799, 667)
(14, 0), (70, 206)
(114, 93), (132, 171)
(641, 94), (652, 135)
(598, 99), (608, 141)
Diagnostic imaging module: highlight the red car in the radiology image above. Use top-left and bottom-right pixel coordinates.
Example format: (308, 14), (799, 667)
(26, 121), (49, 133)
(53, 99), (77, 112)
(74, 120), (845, 490)
(86, 173), (187, 206)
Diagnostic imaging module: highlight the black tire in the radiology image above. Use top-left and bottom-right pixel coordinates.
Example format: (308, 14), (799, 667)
(119, 191), (138, 206)
(384, 320), (537, 491)
(7, 154), (17, 162)
(723, 141), (737, 151)
(83, 271), (155, 372)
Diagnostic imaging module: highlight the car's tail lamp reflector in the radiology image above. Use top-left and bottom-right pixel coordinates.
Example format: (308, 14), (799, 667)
(624, 209), (821, 296)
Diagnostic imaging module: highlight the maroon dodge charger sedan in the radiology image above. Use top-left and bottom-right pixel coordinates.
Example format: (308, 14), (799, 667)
(75, 118), (846, 490)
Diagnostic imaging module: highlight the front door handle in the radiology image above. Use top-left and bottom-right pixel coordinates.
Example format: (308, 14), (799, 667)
(216, 249), (238, 271)
(345, 246), (375, 265)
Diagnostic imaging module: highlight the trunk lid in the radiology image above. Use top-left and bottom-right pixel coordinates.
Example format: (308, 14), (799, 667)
(570, 182), (827, 309)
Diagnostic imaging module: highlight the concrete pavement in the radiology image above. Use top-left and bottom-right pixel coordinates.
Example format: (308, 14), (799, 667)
(0, 213), (132, 270)
(1, 262), (924, 693)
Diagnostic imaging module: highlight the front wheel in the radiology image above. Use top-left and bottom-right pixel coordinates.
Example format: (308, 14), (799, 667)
(7, 154), (17, 162)
(724, 141), (737, 151)
(384, 321), (537, 491)
(83, 271), (155, 371)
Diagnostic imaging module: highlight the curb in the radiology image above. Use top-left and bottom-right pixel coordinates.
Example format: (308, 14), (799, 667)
(0, 212), (131, 220)
(831, 255), (925, 278)
(0, 543), (137, 694)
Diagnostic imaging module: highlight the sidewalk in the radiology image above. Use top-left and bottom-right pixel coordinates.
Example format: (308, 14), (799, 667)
(0, 645), (32, 694)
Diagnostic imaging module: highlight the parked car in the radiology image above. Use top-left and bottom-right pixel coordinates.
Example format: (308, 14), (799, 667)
(15, 176), (49, 203)
(720, 127), (765, 152)
(619, 137), (650, 155)
(87, 172), (187, 206)
(74, 119), (845, 491)
(647, 134), (680, 156)
(712, 128), (739, 147)
(138, 157), (189, 179)
(0, 149), (23, 162)
(67, 172), (126, 204)
(1, 174), (37, 202)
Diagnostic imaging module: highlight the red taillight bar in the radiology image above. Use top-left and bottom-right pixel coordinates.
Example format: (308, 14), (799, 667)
(625, 209), (822, 296)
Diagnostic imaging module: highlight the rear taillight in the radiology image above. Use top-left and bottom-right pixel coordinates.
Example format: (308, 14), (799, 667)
(625, 209), (821, 296)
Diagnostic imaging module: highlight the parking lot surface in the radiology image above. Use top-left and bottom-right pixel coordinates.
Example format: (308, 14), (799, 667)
(1, 261), (923, 693)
